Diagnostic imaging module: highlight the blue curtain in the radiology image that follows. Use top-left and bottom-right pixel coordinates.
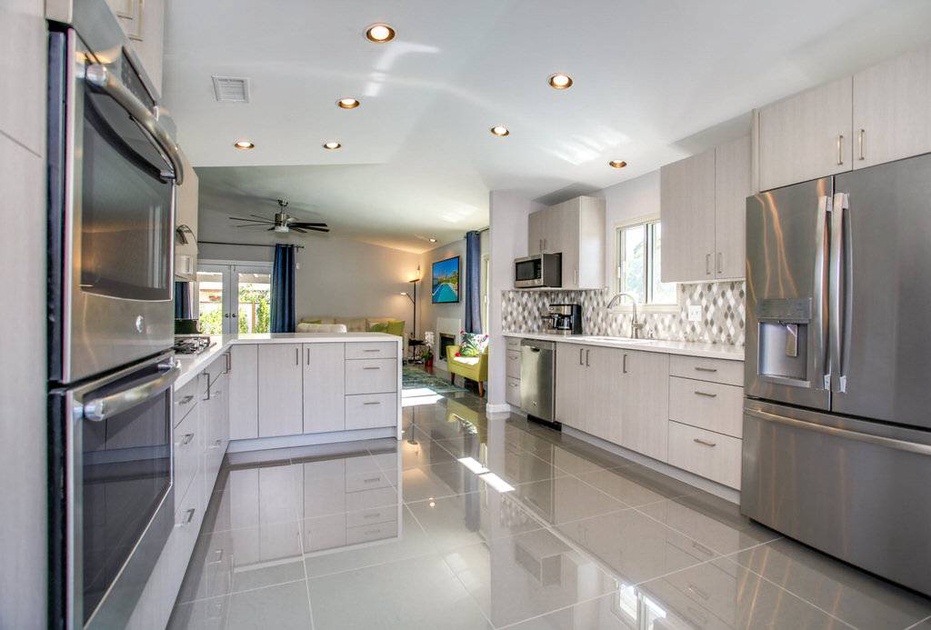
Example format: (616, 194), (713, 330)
(174, 281), (192, 319)
(464, 230), (482, 333)
(271, 244), (297, 333)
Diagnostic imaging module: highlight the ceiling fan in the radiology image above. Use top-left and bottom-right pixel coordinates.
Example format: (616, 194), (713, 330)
(229, 199), (330, 234)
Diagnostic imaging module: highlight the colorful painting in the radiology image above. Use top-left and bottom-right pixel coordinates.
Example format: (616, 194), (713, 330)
(432, 256), (460, 304)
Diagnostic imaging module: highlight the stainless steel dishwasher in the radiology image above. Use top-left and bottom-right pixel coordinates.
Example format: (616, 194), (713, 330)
(520, 339), (556, 423)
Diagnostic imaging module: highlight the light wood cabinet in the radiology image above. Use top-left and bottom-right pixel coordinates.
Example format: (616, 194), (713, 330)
(527, 196), (605, 289)
(853, 42), (931, 169)
(228, 344), (258, 439)
(555, 343), (623, 443)
(257, 344), (303, 437)
(616, 350), (669, 462)
(661, 136), (750, 282)
(757, 77), (853, 192)
(303, 343), (345, 433)
(667, 421), (742, 490)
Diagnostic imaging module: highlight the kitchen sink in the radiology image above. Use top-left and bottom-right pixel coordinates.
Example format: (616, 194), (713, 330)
(581, 336), (658, 344)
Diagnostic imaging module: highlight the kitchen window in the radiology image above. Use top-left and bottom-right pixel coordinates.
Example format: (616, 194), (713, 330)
(616, 219), (677, 307)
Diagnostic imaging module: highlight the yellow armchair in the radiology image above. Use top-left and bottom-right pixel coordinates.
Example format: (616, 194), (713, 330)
(446, 346), (489, 397)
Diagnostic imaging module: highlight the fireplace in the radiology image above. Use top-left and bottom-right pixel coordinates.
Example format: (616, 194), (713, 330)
(435, 317), (462, 370)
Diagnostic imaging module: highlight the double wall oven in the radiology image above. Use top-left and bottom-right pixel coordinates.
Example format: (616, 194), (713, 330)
(47, 1), (185, 627)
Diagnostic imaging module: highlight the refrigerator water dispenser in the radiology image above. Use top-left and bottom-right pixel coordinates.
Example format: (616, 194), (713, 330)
(756, 299), (812, 382)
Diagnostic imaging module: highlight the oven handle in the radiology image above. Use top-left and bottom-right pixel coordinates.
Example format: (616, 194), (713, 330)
(83, 362), (181, 422)
(84, 63), (184, 185)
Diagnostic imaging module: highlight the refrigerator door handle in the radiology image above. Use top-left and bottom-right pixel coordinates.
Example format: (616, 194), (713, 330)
(830, 193), (851, 393)
(814, 195), (832, 390)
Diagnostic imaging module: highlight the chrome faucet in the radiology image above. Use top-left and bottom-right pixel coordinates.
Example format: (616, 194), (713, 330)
(606, 292), (645, 339)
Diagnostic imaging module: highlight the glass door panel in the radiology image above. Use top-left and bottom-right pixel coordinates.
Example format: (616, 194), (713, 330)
(236, 270), (271, 333)
(197, 262), (273, 335)
(196, 270), (225, 334)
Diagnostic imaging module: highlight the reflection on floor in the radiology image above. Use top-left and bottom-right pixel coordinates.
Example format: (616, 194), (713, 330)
(169, 387), (931, 630)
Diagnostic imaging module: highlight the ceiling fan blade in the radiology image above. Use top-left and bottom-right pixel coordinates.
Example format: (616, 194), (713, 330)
(234, 224), (270, 228)
(290, 222), (328, 228)
(229, 216), (271, 223)
(251, 214), (273, 221)
(307, 226), (330, 233)
(291, 227), (308, 234)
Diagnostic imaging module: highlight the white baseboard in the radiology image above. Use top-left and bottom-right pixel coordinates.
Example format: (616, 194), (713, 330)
(485, 402), (511, 415)
(562, 426), (741, 505)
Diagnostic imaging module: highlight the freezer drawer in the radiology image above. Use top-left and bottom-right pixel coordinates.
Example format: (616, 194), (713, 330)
(741, 402), (931, 596)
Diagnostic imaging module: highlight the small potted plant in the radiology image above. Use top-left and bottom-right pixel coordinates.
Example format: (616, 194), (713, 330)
(422, 345), (434, 369)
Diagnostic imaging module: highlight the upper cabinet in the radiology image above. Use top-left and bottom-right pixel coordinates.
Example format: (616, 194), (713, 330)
(756, 41), (931, 190)
(757, 77), (853, 192)
(174, 152), (199, 281)
(527, 196), (605, 289)
(104, 0), (165, 96)
(853, 44), (931, 169)
(661, 136), (750, 282)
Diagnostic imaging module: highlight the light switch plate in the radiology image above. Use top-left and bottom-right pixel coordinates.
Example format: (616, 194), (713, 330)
(688, 304), (702, 322)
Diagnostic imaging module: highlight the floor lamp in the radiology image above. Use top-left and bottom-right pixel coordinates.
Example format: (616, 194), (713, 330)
(401, 279), (418, 340)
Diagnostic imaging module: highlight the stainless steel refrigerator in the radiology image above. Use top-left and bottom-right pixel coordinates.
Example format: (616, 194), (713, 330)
(742, 152), (931, 597)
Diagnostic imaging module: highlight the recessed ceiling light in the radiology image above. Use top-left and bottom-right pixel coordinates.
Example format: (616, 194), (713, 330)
(428, 237), (438, 243)
(490, 125), (510, 137)
(233, 140), (255, 150)
(548, 73), (573, 89)
(608, 160), (628, 169)
(323, 141), (342, 150)
(365, 23), (396, 43)
(337, 98), (360, 109)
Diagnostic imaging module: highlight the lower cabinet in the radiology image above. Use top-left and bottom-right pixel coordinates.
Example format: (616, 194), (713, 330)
(616, 350), (669, 462)
(258, 344), (304, 437)
(506, 338), (522, 407)
(228, 344), (258, 439)
(303, 343), (346, 433)
(667, 421), (742, 490)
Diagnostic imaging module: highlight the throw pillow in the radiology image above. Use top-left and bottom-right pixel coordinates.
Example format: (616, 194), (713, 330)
(459, 332), (489, 357)
(369, 322), (388, 333)
(385, 320), (404, 337)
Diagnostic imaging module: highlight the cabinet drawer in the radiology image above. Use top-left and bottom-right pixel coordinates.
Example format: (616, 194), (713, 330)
(174, 474), (205, 562)
(668, 421), (742, 489)
(345, 454), (394, 491)
(669, 377), (743, 438)
(346, 359), (397, 394)
(173, 404), (201, 499)
(174, 378), (199, 426)
(347, 496), (398, 528)
(506, 337), (521, 351)
(346, 519), (399, 545)
(345, 393), (396, 430)
(506, 376), (521, 406)
(506, 350), (521, 378)
(670, 355), (743, 386)
(346, 342), (396, 360)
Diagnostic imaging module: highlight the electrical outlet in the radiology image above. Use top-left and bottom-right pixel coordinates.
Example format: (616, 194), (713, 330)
(688, 304), (702, 322)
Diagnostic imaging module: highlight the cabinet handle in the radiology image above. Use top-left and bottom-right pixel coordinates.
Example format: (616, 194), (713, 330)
(716, 252), (723, 275)
(306, 348), (310, 365)
(694, 391), (718, 398)
(363, 401), (381, 406)
(579, 348), (584, 366)
(295, 348), (299, 365)
(693, 438), (717, 447)
(687, 583), (711, 600)
(225, 352), (231, 373)
(694, 366), (718, 373)
(858, 129), (865, 161)
(585, 349), (590, 367)
(363, 477), (381, 483)
(363, 366), (381, 371)
(177, 395), (194, 406)
(363, 349), (381, 353)
(837, 134), (844, 165)
(363, 512), (380, 519)
(622, 353), (628, 374)
(181, 433), (195, 445)
(705, 253), (711, 275)
(573, 268), (578, 286)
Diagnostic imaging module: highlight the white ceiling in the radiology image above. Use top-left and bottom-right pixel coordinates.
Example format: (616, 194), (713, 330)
(162, 0), (931, 253)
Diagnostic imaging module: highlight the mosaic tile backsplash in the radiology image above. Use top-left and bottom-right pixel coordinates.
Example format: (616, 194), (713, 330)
(501, 282), (746, 346)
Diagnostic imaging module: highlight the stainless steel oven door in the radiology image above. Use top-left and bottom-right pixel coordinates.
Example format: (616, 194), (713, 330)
(63, 352), (179, 629)
(51, 30), (181, 383)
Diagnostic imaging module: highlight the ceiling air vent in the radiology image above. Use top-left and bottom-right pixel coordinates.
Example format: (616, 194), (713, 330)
(212, 76), (250, 103)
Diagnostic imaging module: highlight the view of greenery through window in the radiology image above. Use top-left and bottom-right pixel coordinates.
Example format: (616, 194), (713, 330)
(197, 271), (271, 334)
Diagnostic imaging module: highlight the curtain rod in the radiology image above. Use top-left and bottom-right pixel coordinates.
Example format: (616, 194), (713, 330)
(198, 240), (304, 250)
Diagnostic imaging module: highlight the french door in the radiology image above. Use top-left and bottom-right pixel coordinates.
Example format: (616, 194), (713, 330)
(196, 261), (272, 335)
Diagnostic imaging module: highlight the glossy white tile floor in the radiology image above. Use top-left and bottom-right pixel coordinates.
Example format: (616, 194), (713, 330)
(169, 383), (931, 630)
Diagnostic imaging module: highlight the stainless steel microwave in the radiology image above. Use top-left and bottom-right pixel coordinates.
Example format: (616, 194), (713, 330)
(514, 253), (562, 288)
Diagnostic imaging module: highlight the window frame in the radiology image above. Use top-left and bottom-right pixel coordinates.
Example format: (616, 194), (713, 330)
(614, 217), (679, 313)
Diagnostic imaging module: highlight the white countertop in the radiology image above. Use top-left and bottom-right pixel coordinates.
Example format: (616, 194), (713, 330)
(503, 332), (744, 361)
(173, 332), (401, 389)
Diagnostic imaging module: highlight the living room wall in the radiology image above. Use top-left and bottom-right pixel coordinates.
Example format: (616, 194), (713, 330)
(418, 240), (467, 341)
(198, 205), (420, 335)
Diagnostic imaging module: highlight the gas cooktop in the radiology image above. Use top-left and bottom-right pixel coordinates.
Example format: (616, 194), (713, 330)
(172, 335), (214, 355)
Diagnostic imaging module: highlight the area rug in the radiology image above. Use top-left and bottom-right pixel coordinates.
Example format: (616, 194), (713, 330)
(402, 365), (469, 394)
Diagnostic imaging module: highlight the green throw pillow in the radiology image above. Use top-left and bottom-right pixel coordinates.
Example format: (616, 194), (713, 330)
(459, 332), (489, 357)
(369, 322), (389, 333)
(385, 320), (404, 337)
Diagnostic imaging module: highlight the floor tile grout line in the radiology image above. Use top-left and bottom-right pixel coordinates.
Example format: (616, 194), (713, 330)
(905, 614), (931, 630)
(493, 590), (623, 629)
(176, 577), (308, 607)
(714, 553), (861, 629)
(296, 504), (317, 630)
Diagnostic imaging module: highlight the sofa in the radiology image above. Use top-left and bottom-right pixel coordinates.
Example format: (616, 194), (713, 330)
(446, 346), (489, 397)
(297, 316), (404, 336)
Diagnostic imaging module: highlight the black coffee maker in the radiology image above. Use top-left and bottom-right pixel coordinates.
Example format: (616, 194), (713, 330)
(548, 303), (582, 335)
